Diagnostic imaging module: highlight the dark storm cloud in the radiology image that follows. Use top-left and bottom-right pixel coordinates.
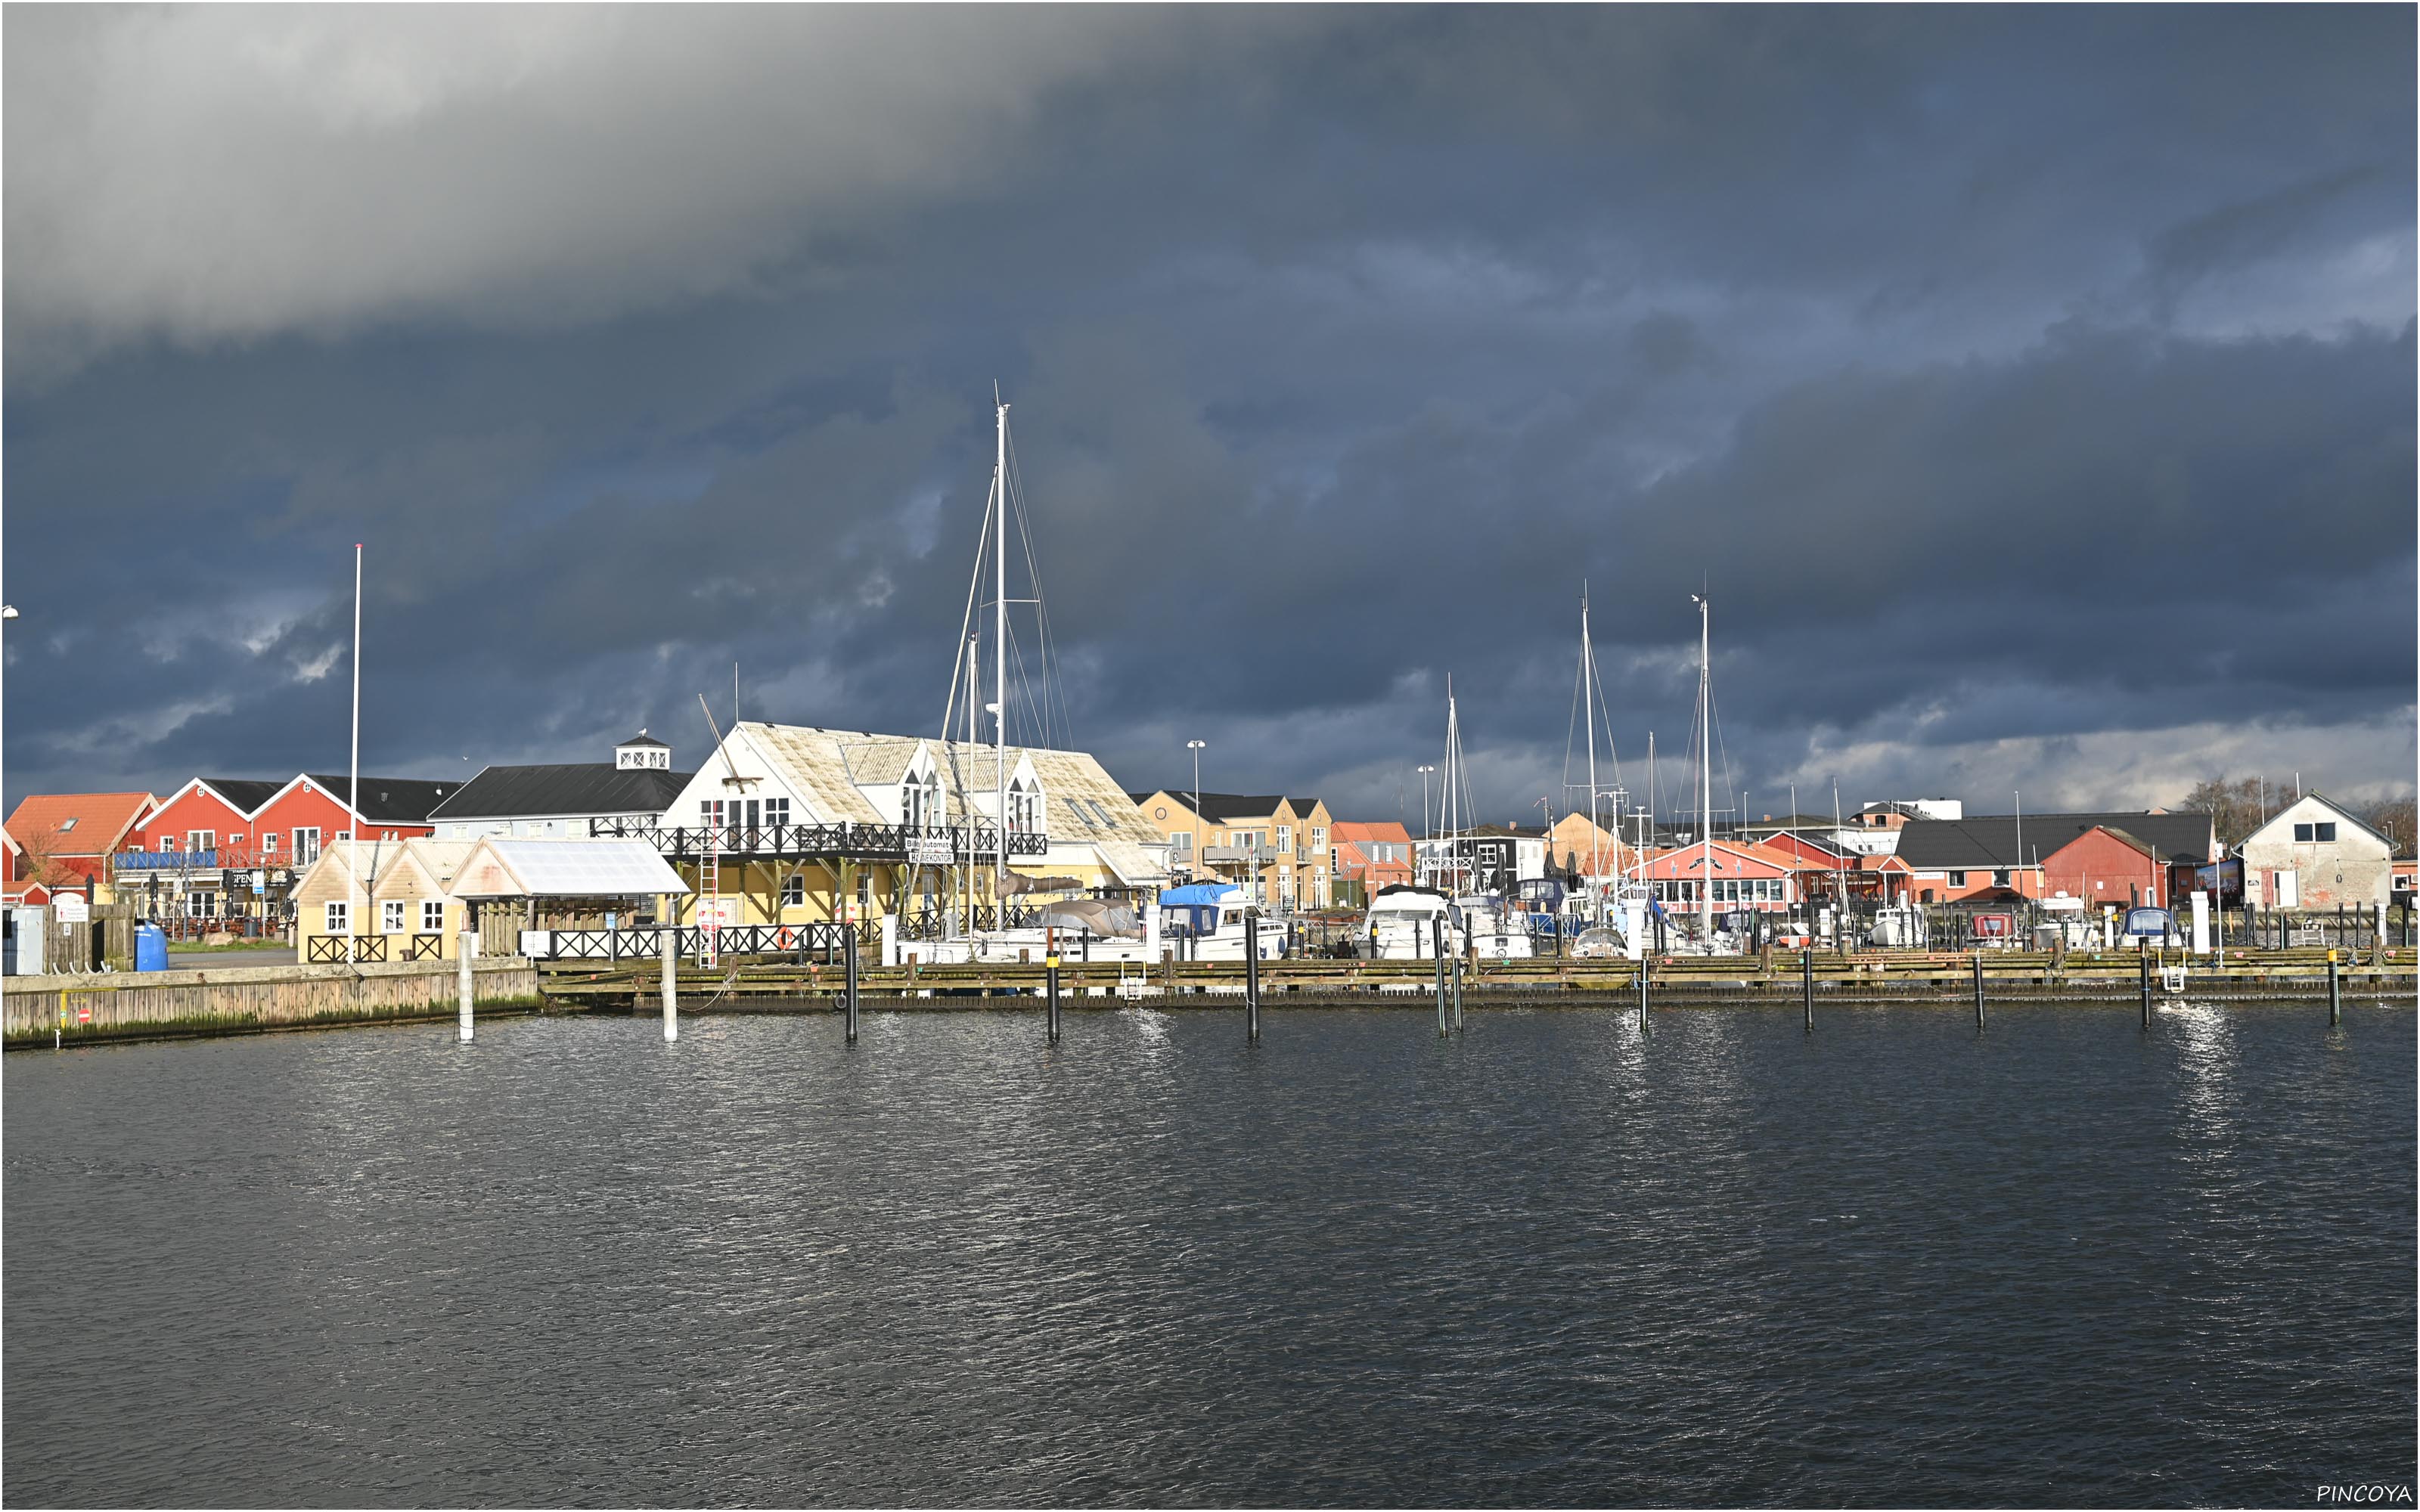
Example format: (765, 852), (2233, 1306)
(5, 5), (2412, 822)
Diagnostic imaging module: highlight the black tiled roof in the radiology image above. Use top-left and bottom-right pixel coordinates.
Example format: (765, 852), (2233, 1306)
(200, 779), (287, 813)
(1894, 812), (2219, 869)
(427, 764), (696, 822)
(1160, 792), (1293, 824)
(304, 775), (467, 825)
(1285, 796), (1323, 816)
(619, 731), (670, 748)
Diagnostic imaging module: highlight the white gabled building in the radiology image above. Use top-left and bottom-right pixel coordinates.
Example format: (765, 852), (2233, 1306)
(2237, 793), (2394, 912)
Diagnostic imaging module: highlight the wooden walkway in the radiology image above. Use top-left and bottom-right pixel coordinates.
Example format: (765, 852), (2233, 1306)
(537, 947), (2418, 1011)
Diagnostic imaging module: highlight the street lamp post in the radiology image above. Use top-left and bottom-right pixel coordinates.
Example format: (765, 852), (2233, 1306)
(1187, 739), (1205, 881)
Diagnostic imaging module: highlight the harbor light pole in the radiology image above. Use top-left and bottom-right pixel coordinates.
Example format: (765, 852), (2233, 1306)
(347, 546), (363, 964)
(1417, 764), (1437, 886)
(1187, 739), (1205, 881)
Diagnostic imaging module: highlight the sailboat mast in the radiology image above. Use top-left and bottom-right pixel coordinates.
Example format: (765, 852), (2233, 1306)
(1437, 677), (1459, 893)
(994, 395), (1009, 885)
(1581, 587), (1601, 922)
(1697, 595), (1711, 943)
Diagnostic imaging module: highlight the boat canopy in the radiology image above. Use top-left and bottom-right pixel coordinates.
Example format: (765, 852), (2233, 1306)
(1159, 882), (1242, 908)
(1037, 899), (1142, 939)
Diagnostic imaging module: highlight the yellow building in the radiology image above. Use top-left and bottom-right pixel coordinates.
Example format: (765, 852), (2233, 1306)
(1128, 791), (1334, 911)
(292, 838), (479, 963)
(294, 835), (690, 962)
(643, 723), (1174, 929)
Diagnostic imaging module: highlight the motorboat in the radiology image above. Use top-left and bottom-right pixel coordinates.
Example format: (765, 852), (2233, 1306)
(1365, 884), (1464, 959)
(1157, 882), (1278, 962)
(1459, 894), (1535, 959)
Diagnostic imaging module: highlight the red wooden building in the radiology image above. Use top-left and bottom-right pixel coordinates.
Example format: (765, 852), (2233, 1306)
(119, 773), (460, 922)
(2, 791), (157, 904)
(2041, 825), (2170, 910)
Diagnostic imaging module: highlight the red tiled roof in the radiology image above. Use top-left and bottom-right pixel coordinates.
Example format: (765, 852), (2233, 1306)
(3, 792), (156, 856)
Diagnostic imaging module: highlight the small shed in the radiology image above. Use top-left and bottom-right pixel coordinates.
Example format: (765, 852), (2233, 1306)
(448, 838), (692, 940)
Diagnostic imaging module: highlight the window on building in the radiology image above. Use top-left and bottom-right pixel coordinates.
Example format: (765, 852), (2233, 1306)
(188, 830), (216, 853)
(261, 833), (281, 854)
(325, 900), (349, 934)
(383, 900), (407, 934)
(1311, 826), (1326, 854)
(192, 891), (218, 919)
(1278, 826), (1294, 856)
(1948, 870), (1968, 888)
(2294, 823), (2313, 842)
(783, 873), (805, 907)
(58, 816), (78, 833)
(421, 900), (445, 934)
(2315, 823), (2337, 842)
(159, 836), (178, 852)
(1993, 869), (2009, 888)
(1169, 832), (1192, 855)
(294, 828), (321, 865)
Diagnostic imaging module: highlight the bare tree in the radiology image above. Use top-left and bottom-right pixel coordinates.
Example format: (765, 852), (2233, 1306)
(2364, 795), (2418, 857)
(12, 823), (82, 896)
(2179, 775), (2266, 849)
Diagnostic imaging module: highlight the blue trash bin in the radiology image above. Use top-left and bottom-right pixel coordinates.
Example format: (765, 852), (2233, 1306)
(134, 924), (169, 973)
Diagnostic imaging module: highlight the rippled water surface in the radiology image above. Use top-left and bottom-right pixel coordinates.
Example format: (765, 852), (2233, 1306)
(5, 1002), (2412, 1507)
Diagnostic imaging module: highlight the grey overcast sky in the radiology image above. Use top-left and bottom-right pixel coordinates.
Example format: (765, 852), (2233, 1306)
(5, 5), (2412, 827)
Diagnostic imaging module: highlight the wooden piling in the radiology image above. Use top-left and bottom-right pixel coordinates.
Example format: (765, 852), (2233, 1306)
(458, 934), (475, 1043)
(1801, 948), (1813, 1033)
(661, 926), (678, 1043)
(844, 932), (860, 1045)
(2138, 947), (2151, 1030)
(1434, 917), (1448, 1036)
(1244, 916), (1261, 1043)
(1972, 952), (1984, 1030)
(2328, 950), (2341, 1027)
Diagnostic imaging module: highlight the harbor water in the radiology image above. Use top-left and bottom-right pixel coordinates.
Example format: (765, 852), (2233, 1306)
(5, 1002), (2412, 1506)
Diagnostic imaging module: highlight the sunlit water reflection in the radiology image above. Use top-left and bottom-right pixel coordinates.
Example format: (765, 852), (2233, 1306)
(5, 1003), (2411, 1507)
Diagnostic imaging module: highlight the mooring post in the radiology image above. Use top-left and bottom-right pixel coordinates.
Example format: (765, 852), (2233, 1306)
(1045, 953), (1060, 1046)
(458, 933), (475, 1043)
(1451, 943), (1464, 1033)
(1245, 914), (1261, 1043)
(2138, 946), (2151, 1031)
(1637, 958), (1649, 1031)
(844, 930), (860, 1046)
(2328, 950), (2341, 1027)
(1972, 952), (1985, 1030)
(1433, 916), (1448, 1036)
(661, 925), (678, 1043)
(1802, 947), (1813, 1033)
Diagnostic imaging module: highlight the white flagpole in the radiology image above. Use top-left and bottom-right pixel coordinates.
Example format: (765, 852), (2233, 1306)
(348, 544), (362, 960)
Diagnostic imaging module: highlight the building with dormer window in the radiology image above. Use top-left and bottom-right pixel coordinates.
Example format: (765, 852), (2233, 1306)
(631, 721), (1170, 929)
